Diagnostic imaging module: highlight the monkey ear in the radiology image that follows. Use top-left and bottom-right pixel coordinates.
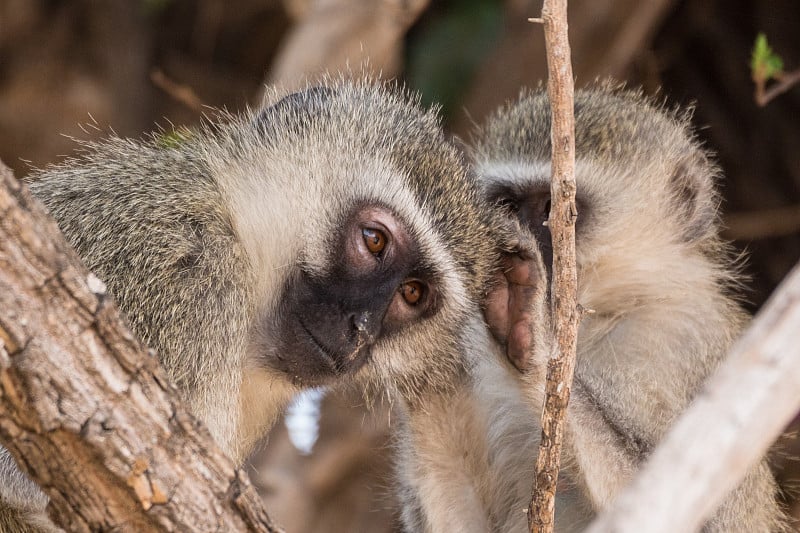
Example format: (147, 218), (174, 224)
(254, 86), (337, 132)
(668, 151), (719, 243)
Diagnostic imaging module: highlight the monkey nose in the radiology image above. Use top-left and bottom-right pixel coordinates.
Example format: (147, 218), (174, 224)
(351, 311), (376, 342)
(353, 312), (369, 331)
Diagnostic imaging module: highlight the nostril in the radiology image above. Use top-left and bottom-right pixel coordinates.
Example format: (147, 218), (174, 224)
(352, 311), (370, 333)
(350, 311), (379, 345)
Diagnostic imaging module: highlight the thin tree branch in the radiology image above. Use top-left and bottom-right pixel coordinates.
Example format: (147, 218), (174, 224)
(755, 67), (800, 107)
(723, 204), (800, 241)
(150, 68), (206, 113)
(0, 161), (283, 532)
(586, 260), (800, 532)
(528, 1), (578, 532)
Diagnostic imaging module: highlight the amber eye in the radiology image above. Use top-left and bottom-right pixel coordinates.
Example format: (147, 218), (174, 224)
(400, 280), (424, 305)
(362, 228), (387, 255)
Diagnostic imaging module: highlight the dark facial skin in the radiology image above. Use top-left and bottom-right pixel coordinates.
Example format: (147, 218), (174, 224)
(485, 182), (554, 276)
(270, 205), (437, 386)
(484, 179), (588, 274)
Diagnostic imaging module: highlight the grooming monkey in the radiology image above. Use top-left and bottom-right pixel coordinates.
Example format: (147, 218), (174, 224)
(1, 80), (524, 532)
(2, 79), (783, 533)
(468, 87), (788, 531)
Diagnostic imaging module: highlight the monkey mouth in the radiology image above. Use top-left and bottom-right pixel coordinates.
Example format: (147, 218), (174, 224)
(299, 320), (340, 373)
(297, 319), (370, 377)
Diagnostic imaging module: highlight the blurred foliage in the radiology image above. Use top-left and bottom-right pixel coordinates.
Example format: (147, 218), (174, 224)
(405, 0), (503, 118)
(142, 0), (174, 16)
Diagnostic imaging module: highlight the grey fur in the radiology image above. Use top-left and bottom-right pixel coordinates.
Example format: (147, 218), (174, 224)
(469, 86), (788, 531)
(0, 448), (61, 532)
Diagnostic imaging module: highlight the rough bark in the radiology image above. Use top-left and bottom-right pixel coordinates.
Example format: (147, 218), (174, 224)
(586, 260), (800, 533)
(0, 161), (282, 532)
(528, 1), (578, 532)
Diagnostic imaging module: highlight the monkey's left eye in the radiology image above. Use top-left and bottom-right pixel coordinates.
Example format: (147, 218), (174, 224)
(400, 280), (424, 305)
(362, 228), (387, 256)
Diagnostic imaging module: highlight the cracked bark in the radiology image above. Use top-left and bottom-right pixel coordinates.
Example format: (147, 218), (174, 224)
(0, 160), (282, 532)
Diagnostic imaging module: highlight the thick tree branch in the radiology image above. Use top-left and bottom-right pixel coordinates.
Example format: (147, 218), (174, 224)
(528, 1), (578, 532)
(0, 161), (282, 532)
(586, 261), (800, 532)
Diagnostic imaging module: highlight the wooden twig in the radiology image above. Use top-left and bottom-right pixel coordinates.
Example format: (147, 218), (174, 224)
(528, 1), (578, 532)
(723, 204), (800, 241)
(150, 68), (206, 113)
(755, 67), (800, 107)
(585, 260), (800, 533)
(0, 161), (282, 532)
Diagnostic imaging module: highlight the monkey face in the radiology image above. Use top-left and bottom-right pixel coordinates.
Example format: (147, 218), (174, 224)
(484, 179), (554, 273)
(265, 204), (440, 386)
(222, 82), (502, 392)
(474, 87), (725, 325)
(481, 171), (590, 281)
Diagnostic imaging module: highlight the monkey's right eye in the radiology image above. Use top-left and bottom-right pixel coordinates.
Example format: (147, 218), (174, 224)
(400, 280), (424, 305)
(362, 228), (387, 256)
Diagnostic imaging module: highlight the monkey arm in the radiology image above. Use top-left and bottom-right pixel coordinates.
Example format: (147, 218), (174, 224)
(568, 314), (787, 531)
(561, 379), (640, 510)
(564, 376), (787, 531)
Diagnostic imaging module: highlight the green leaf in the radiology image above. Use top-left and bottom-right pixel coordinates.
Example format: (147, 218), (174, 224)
(142, 0), (172, 16)
(751, 33), (784, 81)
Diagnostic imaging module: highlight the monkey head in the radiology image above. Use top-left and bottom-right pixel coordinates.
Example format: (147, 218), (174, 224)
(29, 81), (523, 458)
(214, 82), (505, 393)
(473, 87), (725, 324)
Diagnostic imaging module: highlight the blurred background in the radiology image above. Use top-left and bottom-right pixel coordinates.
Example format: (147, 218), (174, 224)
(1, 0), (798, 530)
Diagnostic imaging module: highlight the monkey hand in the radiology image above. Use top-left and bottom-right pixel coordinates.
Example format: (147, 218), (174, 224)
(484, 228), (550, 374)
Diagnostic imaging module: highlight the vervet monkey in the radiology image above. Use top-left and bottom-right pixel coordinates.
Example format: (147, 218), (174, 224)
(0, 81), (516, 532)
(468, 87), (788, 531)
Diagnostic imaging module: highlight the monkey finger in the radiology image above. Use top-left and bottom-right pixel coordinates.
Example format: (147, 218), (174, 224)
(483, 274), (511, 344)
(504, 254), (543, 287)
(509, 282), (538, 321)
(506, 319), (533, 372)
